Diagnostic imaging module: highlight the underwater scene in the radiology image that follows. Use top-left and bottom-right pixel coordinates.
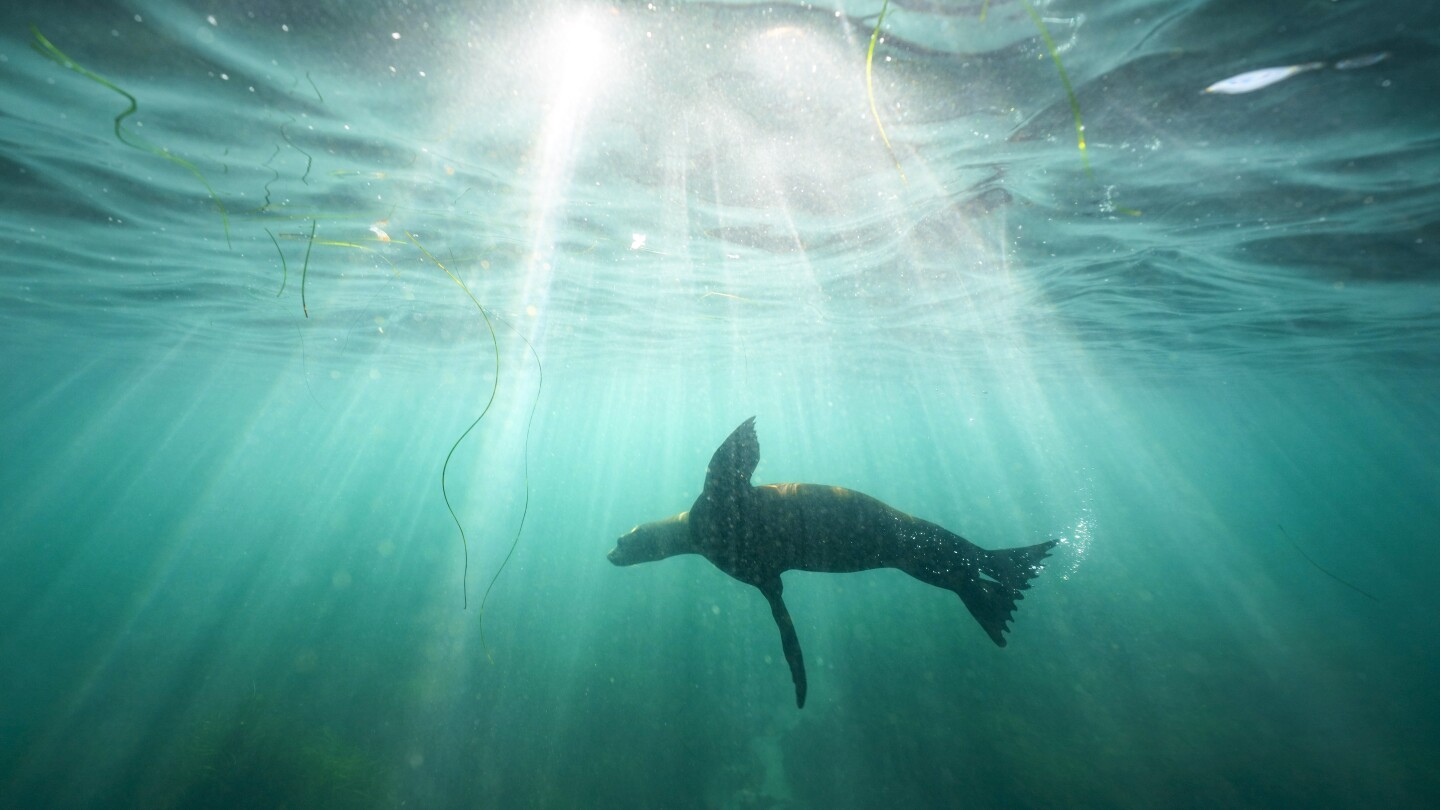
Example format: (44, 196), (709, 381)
(2, 0), (1439, 807)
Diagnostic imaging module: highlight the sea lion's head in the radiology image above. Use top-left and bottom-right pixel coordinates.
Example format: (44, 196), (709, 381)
(608, 511), (692, 565)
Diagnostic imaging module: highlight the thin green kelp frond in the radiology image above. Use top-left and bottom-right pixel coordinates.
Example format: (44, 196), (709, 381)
(266, 228), (288, 296)
(477, 310), (543, 665)
(406, 232), (501, 617)
(280, 118), (314, 185)
(1277, 524), (1380, 603)
(280, 224), (400, 316)
(1013, 3), (1139, 213)
(299, 220), (317, 318)
(256, 143), (282, 213)
(1016, 0), (1089, 174)
(305, 71), (324, 104)
(30, 25), (232, 246)
(865, 0), (907, 182)
(313, 239), (400, 274)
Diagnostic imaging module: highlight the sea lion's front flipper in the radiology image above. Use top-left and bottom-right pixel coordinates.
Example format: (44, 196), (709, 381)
(704, 417), (760, 500)
(758, 577), (807, 709)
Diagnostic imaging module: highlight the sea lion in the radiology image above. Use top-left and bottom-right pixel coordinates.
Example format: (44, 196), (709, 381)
(608, 417), (1059, 708)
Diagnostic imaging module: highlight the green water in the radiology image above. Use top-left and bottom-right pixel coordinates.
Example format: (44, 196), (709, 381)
(2, 0), (1439, 807)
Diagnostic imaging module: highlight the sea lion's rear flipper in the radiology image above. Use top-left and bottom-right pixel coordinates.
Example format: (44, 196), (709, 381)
(758, 578), (807, 709)
(956, 579), (1025, 647)
(704, 417), (760, 499)
(983, 539), (1061, 590)
(957, 539), (1061, 646)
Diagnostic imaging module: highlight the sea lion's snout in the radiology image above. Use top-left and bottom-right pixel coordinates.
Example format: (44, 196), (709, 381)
(606, 513), (691, 567)
(607, 527), (641, 566)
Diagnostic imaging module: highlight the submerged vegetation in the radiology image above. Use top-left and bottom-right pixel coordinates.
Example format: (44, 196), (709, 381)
(1277, 524), (1381, 603)
(406, 232), (503, 616)
(404, 232), (543, 660)
(1016, 0), (1089, 173)
(477, 310), (543, 662)
(266, 228), (288, 296)
(29, 24), (543, 647)
(864, 0), (1099, 183)
(30, 25), (231, 245)
(865, 0), (906, 182)
(300, 219), (317, 318)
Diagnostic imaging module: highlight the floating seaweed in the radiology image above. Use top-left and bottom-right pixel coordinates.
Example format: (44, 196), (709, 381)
(477, 310), (543, 663)
(404, 235), (545, 661)
(266, 227), (288, 296)
(865, 0), (906, 182)
(1277, 524), (1380, 603)
(406, 232), (501, 616)
(280, 117), (314, 186)
(1017, 0), (1088, 174)
(864, 1), (1095, 184)
(300, 220), (317, 318)
(30, 25), (232, 246)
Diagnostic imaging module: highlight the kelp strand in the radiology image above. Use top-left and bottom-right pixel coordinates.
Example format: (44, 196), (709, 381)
(30, 26), (232, 246)
(258, 143), (281, 213)
(280, 119), (314, 185)
(305, 71), (324, 104)
(406, 232), (501, 613)
(1006, 5), (1139, 212)
(266, 228), (288, 296)
(313, 239), (399, 274)
(1017, 0), (1089, 173)
(300, 220), (317, 318)
(478, 312), (543, 664)
(292, 323), (324, 409)
(1277, 524), (1380, 603)
(865, 0), (906, 182)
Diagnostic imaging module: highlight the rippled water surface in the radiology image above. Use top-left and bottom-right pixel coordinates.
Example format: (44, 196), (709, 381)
(2, 1), (1438, 807)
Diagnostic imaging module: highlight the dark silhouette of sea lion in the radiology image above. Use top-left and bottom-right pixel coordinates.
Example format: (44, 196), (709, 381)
(607, 417), (1060, 708)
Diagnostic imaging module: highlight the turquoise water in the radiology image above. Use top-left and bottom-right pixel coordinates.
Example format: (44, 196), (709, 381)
(3, 0), (1439, 806)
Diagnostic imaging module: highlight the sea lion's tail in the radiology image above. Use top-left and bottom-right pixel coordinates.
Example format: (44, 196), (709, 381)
(983, 539), (1060, 590)
(955, 539), (1059, 647)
